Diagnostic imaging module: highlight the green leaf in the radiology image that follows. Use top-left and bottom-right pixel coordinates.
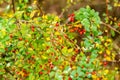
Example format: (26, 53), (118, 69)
(0, 72), (4, 75)
(0, 64), (4, 69)
(29, 73), (35, 80)
(0, 48), (5, 53)
(111, 30), (115, 37)
(70, 70), (77, 77)
(24, 0), (28, 3)
(78, 71), (85, 77)
(81, 19), (90, 31)
(87, 73), (92, 78)
(49, 71), (55, 78)
(63, 66), (71, 74)
(77, 66), (82, 73)
(76, 78), (83, 80)
(83, 39), (91, 48)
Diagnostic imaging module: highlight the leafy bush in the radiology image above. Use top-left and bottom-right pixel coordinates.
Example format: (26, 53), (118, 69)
(0, 5), (117, 80)
(1, 0), (120, 79)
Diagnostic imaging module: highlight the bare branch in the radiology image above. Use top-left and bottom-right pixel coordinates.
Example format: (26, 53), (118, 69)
(101, 21), (120, 34)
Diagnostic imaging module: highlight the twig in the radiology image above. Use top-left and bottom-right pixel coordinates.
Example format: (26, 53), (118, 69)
(101, 21), (120, 34)
(36, 2), (44, 16)
(106, 0), (109, 17)
(11, 0), (15, 13)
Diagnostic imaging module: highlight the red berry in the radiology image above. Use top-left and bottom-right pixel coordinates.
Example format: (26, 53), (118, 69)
(25, 40), (28, 43)
(47, 70), (50, 74)
(68, 77), (72, 80)
(92, 71), (96, 75)
(5, 48), (8, 51)
(12, 49), (16, 53)
(46, 46), (50, 50)
(9, 34), (13, 38)
(31, 28), (34, 32)
(16, 71), (20, 74)
(31, 55), (35, 59)
(118, 23), (120, 27)
(55, 57), (58, 61)
(103, 61), (108, 66)
(55, 22), (59, 26)
(31, 26), (35, 28)
(64, 34), (68, 38)
(78, 29), (81, 32)
(68, 13), (75, 17)
(40, 65), (42, 68)
(82, 66), (84, 68)
(71, 56), (76, 61)
(79, 31), (83, 35)
(50, 64), (54, 69)
(104, 54), (107, 57)
(69, 29), (75, 32)
(82, 29), (86, 33)
(69, 17), (74, 22)
(75, 48), (79, 53)
(31, 26), (35, 32)
(74, 27), (78, 31)
(71, 13), (75, 17)
(61, 46), (64, 49)
(19, 37), (22, 41)
(39, 71), (43, 75)
(44, 68), (47, 70)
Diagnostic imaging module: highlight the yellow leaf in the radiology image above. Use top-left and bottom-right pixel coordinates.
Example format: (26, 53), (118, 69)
(95, 43), (100, 48)
(74, 24), (82, 28)
(99, 36), (104, 41)
(28, 48), (33, 51)
(41, 55), (47, 60)
(72, 66), (76, 70)
(92, 74), (97, 79)
(42, 15), (47, 19)
(106, 50), (110, 55)
(102, 77), (108, 80)
(42, 43), (46, 47)
(105, 57), (111, 61)
(30, 10), (37, 18)
(1, 28), (6, 37)
(68, 48), (73, 53)
(33, 0), (37, 4)
(106, 39), (112, 42)
(59, 39), (63, 43)
(99, 51), (103, 54)
(46, 37), (50, 41)
(112, 53), (115, 60)
(55, 31), (60, 35)
(54, 16), (59, 21)
(19, 71), (24, 77)
(104, 43), (108, 47)
(104, 69), (109, 75)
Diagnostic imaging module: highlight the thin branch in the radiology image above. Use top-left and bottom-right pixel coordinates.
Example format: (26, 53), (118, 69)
(101, 21), (120, 34)
(11, 0), (15, 13)
(36, 2), (44, 16)
(106, 0), (109, 17)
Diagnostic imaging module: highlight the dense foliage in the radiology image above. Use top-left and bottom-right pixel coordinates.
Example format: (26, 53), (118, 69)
(0, 0), (120, 80)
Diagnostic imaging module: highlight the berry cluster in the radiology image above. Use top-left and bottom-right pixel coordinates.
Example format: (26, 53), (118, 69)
(70, 27), (86, 35)
(68, 13), (75, 22)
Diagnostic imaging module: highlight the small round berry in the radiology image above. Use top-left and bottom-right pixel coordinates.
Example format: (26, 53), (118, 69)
(55, 22), (59, 27)
(68, 77), (72, 80)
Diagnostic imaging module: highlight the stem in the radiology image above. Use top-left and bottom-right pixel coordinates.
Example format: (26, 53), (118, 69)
(36, 2), (44, 16)
(101, 21), (120, 34)
(106, 0), (109, 17)
(12, 0), (15, 13)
